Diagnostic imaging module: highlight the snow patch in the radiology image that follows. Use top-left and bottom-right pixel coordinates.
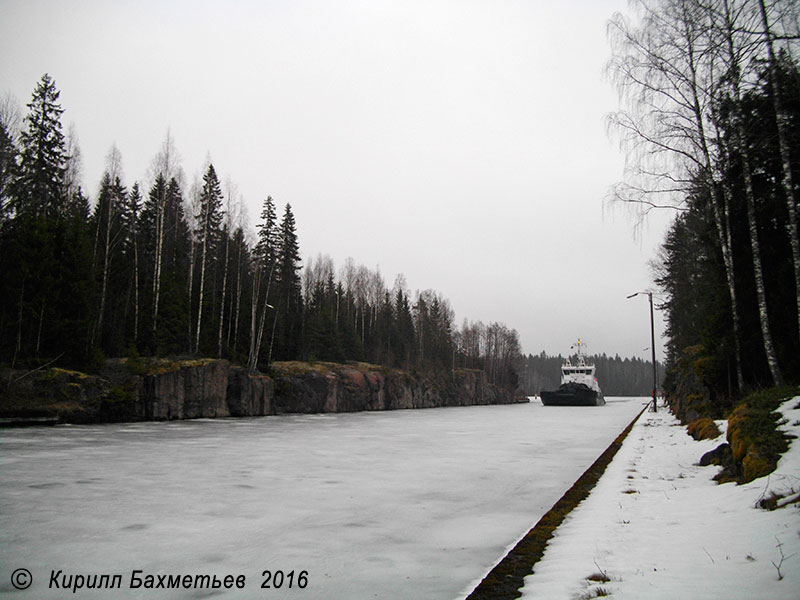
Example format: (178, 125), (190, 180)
(521, 397), (800, 599)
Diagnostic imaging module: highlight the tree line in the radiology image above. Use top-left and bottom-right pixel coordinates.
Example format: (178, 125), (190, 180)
(0, 74), (521, 387)
(516, 351), (664, 397)
(607, 0), (799, 412)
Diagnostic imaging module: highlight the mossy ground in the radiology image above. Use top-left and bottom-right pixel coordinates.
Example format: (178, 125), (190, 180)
(717, 385), (800, 484)
(125, 356), (218, 376)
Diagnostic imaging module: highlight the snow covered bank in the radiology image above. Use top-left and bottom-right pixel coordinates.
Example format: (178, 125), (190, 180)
(521, 397), (800, 599)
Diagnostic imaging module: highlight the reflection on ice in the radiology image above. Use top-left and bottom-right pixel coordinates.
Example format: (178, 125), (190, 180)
(0, 399), (645, 599)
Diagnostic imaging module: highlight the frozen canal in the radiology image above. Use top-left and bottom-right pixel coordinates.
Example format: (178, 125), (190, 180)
(1, 398), (645, 599)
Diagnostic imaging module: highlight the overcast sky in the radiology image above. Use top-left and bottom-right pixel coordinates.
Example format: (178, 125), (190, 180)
(1, 0), (674, 361)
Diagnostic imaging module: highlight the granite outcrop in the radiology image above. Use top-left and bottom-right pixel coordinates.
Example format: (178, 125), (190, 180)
(1, 359), (523, 424)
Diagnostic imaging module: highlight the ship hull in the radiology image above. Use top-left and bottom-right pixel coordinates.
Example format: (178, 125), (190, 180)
(540, 383), (605, 407)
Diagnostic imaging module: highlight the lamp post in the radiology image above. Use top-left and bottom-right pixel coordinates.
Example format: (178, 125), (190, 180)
(627, 291), (658, 413)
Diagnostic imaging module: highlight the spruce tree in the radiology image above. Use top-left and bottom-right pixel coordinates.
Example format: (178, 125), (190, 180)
(394, 288), (415, 369)
(91, 170), (127, 351)
(123, 183), (143, 347)
(0, 74), (94, 367)
(140, 174), (167, 352)
(12, 74), (66, 220)
(272, 203), (302, 361)
(228, 226), (250, 360)
(247, 195), (279, 372)
(193, 164), (223, 354)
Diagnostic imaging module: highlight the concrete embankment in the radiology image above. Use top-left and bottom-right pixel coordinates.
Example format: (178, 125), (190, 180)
(466, 407), (645, 600)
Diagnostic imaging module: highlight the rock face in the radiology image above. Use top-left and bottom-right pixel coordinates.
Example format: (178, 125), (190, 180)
(226, 366), (273, 417)
(270, 362), (521, 414)
(131, 359), (272, 420)
(1, 359), (522, 424)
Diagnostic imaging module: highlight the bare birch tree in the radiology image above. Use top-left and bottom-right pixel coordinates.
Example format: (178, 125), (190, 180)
(757, 0), (800, 343)
(227, 200), (249, 353)
(92, 145), (126, 348)
(607, 0), (746, 388)
(217, 177), (238, 358)
(186, 176), (201, 352)
(148, 131), (182, 346)
(0, 94), (21, 223)
(127, 183), (142, 345)
(247, 195), (278, 373)
(194, 163), (223, 355)
(609, 0), (797, 386)
(715, 0), (783, 385)
(63, 123), (83, 203)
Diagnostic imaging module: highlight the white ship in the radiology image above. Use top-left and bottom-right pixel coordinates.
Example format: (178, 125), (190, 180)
(540, 339), (605, 406)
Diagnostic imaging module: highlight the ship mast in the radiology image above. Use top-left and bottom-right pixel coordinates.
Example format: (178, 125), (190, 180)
(571, 339), (585, 364)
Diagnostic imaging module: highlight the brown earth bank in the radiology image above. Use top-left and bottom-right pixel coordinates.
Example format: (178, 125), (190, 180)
(0, 359), (524, 424)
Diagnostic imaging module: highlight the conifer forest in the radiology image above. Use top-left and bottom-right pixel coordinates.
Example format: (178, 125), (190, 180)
(0, 74), (522, 388)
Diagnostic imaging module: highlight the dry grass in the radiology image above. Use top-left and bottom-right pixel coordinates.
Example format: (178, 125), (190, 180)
(687, 417), (722, 440)
(723, 387), (799, 483)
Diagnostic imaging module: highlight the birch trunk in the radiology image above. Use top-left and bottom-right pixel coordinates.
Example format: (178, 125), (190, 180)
(217, 230), (230, 358)
(187, 238), (195, 353)
(151, 190), (164, 345)
(228, 241), (242, 351)
(233, 263), (242, 352)
(246, 263), (262, 374)
(96, 187), (113, 347)
(681, 11), (745, 390)
(194, 207), (209, 355)
(35, 300), (45, 358)
(722, 0), (783, 386)
(268, 299), (279, 366)
(133, 228), (139, 344)
(254, 261), (276, 368)
(758, 0), (800, 343)
(713, 177), (746, 391)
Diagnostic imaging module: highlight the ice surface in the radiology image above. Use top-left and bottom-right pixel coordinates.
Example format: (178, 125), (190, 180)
(0, 398), (645, 599)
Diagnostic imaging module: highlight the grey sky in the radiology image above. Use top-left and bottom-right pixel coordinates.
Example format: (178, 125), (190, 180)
(1, 0), (673, 361)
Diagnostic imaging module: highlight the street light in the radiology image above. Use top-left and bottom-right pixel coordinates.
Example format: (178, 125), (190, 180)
(627, 291), (658, 413)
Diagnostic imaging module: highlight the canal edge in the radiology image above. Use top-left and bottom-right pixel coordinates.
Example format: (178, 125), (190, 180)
(465, 406), (648, 600)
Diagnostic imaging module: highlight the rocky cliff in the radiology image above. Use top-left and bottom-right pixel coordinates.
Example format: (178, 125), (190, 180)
(128, 359), (273, 420)
(1, 359), (523, 424)
(270, 361), (520, 413)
